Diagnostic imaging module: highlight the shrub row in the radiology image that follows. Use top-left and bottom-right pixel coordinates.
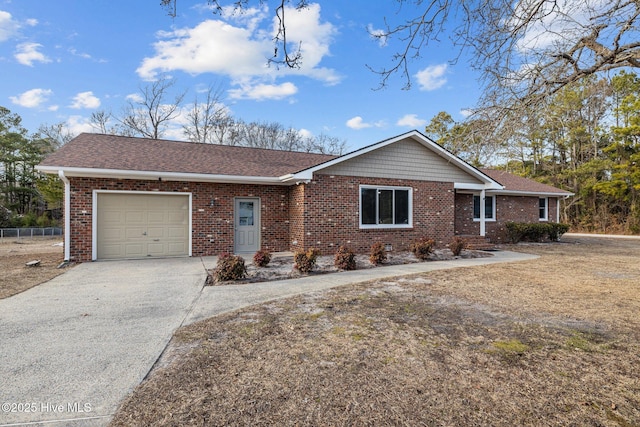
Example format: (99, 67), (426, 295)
(214, 236), (471, 282)
(506, 222), (570, 243)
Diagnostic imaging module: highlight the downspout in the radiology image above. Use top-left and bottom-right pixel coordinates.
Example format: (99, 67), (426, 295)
(58, 170), (71, 261)
(556, 197), (561, 223)
(479, 189), (486, 237)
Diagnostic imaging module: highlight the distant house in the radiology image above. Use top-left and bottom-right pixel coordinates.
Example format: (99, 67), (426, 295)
(37, 131), (572, 262)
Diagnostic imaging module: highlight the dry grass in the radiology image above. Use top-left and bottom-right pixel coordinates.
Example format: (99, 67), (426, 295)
(111, 236), (640, 426)
(0, 238), (66, 299)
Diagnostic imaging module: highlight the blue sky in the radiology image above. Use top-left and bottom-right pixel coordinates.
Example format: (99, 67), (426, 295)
(0, 0), (482, 151)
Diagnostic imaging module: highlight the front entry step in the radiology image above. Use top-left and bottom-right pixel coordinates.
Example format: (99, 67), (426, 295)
(457, 235), (496, 251)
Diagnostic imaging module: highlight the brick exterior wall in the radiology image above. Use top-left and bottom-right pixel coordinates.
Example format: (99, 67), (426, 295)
(454, 192), (560, 243)
(67, 177), (290, 261)
(293, 174), (455, 255)
(65, 175), (558, 261)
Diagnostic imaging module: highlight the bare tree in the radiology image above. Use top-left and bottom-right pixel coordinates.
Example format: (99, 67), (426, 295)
(183, 85), (228, 143)
(35, 122), (74, 148)
(120, 76), (186, 139)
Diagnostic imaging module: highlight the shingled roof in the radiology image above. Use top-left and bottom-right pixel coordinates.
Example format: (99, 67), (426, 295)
(481, 168), (573, 196)
(38, 133), (337, 178)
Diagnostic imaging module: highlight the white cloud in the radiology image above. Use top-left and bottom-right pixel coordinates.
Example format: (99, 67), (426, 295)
(65, 115), (94, 135)
(228, 81), (298, 100)
(25, 18), (38, 27)
(15, 42), (51, 66)
(137, 3), (339, 100)
(346, 116), (371, 130)
(460, 109), (473, 118)
(70, 91), (101, 109)
(415, 64), (448, 91)
(9, 88), (53, 108)
(125, 93), (144, 103)
(396, 114), (426, 128)
(298, 128), (313, 139)
(346, 116), (385, 130)
(69, 48), (92, 59)
(0, 10), (20, 42)
(367, 24), (387, 47)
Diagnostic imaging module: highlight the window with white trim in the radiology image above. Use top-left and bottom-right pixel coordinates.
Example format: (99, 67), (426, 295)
(360, 186), (412, 228)
(473, 195), (495, 221)
(539, 198), (548, 221)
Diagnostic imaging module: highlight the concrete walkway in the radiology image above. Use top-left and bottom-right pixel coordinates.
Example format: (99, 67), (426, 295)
(0, 249), (537, 427)
(186, 250), (539, 325)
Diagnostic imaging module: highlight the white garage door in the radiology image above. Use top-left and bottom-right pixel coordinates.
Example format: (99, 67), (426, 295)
(96, 193), (189, 260)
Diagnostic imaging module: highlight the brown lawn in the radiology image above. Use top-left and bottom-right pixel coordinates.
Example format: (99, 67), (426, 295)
(103, 236), (636, 426)
(0, 238), (66, 299)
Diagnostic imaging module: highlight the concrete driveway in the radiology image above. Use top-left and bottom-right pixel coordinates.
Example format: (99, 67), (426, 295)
(0, 257), (207, 427)
(0, 249), (540, 426)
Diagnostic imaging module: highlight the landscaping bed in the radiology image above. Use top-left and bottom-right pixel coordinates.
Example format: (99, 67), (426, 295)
(209, 248), (492, 285)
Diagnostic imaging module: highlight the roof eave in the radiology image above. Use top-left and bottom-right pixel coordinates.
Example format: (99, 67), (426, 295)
(488, 189), (574, 197)
(36, 165), (287, 185)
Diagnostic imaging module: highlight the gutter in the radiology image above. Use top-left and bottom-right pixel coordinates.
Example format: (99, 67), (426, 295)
(36, 166), (289, 186)
(58, 170), (71, 262)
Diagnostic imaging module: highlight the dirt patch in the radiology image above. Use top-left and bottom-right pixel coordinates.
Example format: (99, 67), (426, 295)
(111, 236), (640, 426)
(0, 239), (67, 299)
(211, 249), (490, 285)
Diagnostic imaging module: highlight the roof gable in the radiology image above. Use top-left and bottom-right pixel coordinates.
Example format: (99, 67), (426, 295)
(289, 130), (502, 189)
(318, 137), (484, 184)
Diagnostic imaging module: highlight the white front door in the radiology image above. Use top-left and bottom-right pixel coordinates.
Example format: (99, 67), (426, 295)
(234, 198), (260, 253)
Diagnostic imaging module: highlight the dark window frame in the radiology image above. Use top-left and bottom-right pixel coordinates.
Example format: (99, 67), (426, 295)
(359, 185), (413, 229)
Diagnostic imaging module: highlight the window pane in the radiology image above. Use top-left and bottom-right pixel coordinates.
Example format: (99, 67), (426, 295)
(484, 196), (493, 219)
(539, 198), (547, 219)
(394, 190), (409, 224)
(378, 190), (393, 224)
(361, 189), (377, 224)
(473, 196), (480, 219)
(238, 201), (254, 226)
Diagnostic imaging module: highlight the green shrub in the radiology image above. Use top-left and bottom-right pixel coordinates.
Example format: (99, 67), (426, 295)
(506, 222), (571, 243)
(450, 236), (467, 256)
(0, 206), (11, 228)
(214, 253), (247, 281)
(253, 249), (272, 267)
(36, 213), (51, 228)
(294, 248), (320, 273)
(19, 212), (38, 227)
(334, 246), (356, 270)
(548, 223), (570, 240)
(410, 238), (435, 260)
(369, 242), (387, 265)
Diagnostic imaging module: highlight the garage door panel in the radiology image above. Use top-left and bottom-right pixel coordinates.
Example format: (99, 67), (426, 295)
(147, 211), (165, 224)
(167, 211), (187, 223)
(100, 244), (124, 258)
(124, 245), (145, 258)
(101, 227), (123, 240)
(125, 211), (145, 224)
(147, 242), (166, 256)
(101, 210), (123, 224)
(97, 193), (189, 260)
(125, 227), (145, 239)
(167, 241), (188, 254)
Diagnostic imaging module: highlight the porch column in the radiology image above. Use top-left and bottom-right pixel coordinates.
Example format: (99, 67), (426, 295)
(479, 189), (486, 237)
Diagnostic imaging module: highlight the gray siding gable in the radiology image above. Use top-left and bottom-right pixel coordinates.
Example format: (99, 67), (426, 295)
(319, 138), (483, 184)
